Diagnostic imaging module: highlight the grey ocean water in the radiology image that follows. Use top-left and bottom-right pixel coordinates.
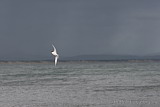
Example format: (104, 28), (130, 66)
(0, 61), (160, 107)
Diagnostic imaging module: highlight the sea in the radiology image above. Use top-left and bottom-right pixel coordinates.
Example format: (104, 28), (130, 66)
(0, 61), (160, 107)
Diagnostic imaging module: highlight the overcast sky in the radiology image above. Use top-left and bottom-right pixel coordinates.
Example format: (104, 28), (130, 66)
(1, 0), (160, 60)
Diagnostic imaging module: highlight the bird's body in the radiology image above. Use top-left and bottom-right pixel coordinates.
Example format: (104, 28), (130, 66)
(51, 44), (59, 66)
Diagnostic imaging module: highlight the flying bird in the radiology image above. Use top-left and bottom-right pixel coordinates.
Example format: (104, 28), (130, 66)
(51, 44), (59, 66)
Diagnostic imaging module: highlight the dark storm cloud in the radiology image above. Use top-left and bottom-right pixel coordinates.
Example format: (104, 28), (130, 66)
(1, 0), (160, 60)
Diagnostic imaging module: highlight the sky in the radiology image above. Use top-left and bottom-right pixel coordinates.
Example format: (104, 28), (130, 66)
(1, 0), (160, 60)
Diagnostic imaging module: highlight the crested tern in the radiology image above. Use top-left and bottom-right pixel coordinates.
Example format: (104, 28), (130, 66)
(51, 44), (59, 66)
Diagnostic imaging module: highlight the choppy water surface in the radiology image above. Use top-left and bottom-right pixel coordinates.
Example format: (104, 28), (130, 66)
(0, 61), (160, 107)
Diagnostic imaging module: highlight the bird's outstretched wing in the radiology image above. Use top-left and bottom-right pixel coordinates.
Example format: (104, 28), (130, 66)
(55, 56), (58, 66)
(52, 44), (57, 54)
